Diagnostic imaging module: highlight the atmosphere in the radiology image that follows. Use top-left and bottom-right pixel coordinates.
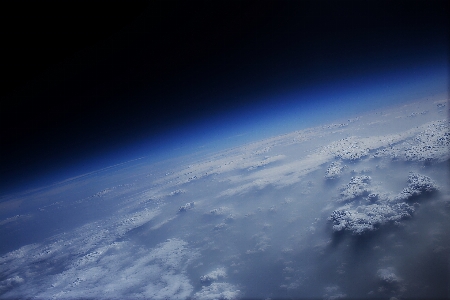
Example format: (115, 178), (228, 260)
(1, 1), (448, 193)
(0, 2), (449, 299)
(134, 62), (448, 156)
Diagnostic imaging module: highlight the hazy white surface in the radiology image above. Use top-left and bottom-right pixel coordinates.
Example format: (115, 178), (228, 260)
(1, 96), (449, 299)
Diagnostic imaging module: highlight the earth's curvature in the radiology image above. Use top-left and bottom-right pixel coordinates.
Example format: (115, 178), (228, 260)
(1, 96), (449, 299)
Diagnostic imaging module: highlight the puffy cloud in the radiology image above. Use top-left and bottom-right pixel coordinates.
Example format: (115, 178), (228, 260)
(329, 202), (415, 235)
(192, 282), (240, 300)
(200, 267), (227, 283)
(329, 171), (441, 235)
(213, 223), (227, 231)
(376, 267), (405, 297)
(168, 189), (186, 196)
(178, 201), (195, 212)
(373, 120), (449, 163)
(323, 285), (347, 300)
(337, 176), (372, 203)
(367, 193), (380, 203)
(0, 276), (24, 293)
(208, 206), (231, 216)
(377, 268), (400, 284)
(246, 232), (271, 254)
(395, 172), (439, 201)
(195, 268), (240, 300)
(322, 137), (370, 161)
(325, 162), (344, 180)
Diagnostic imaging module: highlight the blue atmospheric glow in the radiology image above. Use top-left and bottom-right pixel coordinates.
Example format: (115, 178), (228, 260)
(27, 63), (447, 193)
(140, 62), (448, 159)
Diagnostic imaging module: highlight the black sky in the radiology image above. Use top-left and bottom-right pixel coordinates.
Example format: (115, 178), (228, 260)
(1, 1), (448, 194)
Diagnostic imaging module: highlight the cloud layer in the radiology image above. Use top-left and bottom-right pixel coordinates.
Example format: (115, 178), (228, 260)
(1, 97), (448, 299)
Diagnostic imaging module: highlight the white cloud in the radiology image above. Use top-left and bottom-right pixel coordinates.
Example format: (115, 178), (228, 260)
(1, 96), (447, 299)
(33, 239), (196, 299)
(0, 203), (203, 300)
(193, 282), (240, 300)
(395, 172), (439, 201)
(377, 267), (400, 284)
(0, 276), (24, 293)
(323, 285), (347, 300)
(246, 232), (271, 254)
(373, 120), (449, 162)
(337, 176), (372, 202)
(178, 201), (195, 212)
(328, 171), (441, 235)
(210, 119), (447, 199)
(0, 214), (31, 226)
(329, 202), (415, 235)
(208, 206), (232, 216)
(325, 161), (344, 180)
(200, 267), (227, 283)
(322, 137), (370, 161)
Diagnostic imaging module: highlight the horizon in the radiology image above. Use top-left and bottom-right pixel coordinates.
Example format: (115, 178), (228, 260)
(1, 1), (448, 195)
(2, 79), (447, 198)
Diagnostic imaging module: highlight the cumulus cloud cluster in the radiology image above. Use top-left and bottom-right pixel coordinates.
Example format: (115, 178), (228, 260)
(323, 285), (347, 300)
(200, 267), (227, 283)
(323, 137), (370, 161)
(325, 161), (344, 180)
(246, 232), (271, 254)
(329, 202), (415, 235)
(329, 172), (440, 235)
(376, 267), (405, 297)
(377, 267), (400, 285)
(178, 201), (195, 212)
(395, 172), (439, 201)
(0, 276), (24, 293)
(337, 175), (372, 202)
(194, 268), (240, 300)
(374, 120), (449, 163)
(193, 282), (240, 300)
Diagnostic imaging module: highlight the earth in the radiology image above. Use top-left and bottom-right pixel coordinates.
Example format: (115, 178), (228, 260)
(1, 95), (449, 299)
